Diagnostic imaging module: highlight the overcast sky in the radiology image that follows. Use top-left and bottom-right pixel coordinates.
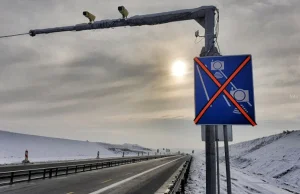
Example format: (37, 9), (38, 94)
(0, 0), (299, 149)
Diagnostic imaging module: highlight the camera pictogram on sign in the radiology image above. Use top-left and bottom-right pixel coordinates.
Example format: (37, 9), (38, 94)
(194, 55), (256, 125)
(211, 60), (224, 70)
(230, 88), (249, 103)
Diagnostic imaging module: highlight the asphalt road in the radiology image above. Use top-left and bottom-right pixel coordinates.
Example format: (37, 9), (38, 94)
(0, 155), (167, 172)
(0, 155), (188, 194)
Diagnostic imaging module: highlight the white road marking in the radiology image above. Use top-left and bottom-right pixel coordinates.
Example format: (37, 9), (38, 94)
(101, 179), (112, 184)
(88, 156), (184, 194)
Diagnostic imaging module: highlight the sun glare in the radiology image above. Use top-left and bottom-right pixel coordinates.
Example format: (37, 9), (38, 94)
(171, 60), (186, 77)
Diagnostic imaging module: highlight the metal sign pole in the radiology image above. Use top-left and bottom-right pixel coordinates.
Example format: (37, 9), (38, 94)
(223, 125), (232, 194)
(205, 125), (216, 194)
(204, 9), (217, 194)
(215, 126), (220, 194)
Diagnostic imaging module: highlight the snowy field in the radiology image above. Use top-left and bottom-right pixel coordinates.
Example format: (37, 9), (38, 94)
(0, 130), (154, 165)
(186, 130), (300, 194)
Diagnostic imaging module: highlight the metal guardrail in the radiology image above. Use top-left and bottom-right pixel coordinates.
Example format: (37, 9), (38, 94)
(0, 155), (171, 186)
(166, 155), (193, 194)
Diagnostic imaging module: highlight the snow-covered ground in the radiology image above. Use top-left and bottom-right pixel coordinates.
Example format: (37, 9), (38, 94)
(186, 130), (300, 194)
(0, 130), (153, 165)
(98, 142), (154, 155)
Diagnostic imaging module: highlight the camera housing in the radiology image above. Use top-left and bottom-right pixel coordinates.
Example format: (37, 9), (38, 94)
(83, 11), (96, 23)
(118, 6), (129, 19)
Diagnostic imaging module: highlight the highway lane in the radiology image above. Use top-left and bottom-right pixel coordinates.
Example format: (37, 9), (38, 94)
(98, 156), (189, 194)
(0, 155), (188, 194)
(0, 155), (167, 172)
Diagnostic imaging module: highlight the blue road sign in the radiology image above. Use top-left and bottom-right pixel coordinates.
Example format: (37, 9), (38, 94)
(194, 55), (256, 125)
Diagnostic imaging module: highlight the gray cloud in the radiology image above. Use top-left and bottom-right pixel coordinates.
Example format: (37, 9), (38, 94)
(0, 0), (299, 148)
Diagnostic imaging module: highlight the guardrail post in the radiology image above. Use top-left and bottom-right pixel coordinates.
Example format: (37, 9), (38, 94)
(184, 172), (188, 184)
(75, 166), (78, 173)
(181, 179), (185, 192)
(28, 170), (31, 181)
(55, 168), (58, 176)
(43, 169), (46, 179)
(49, 168), (52, 178)
(66, 167), (69, 175)
(83, 165), (85, 172)
(10, 172), (14, 184)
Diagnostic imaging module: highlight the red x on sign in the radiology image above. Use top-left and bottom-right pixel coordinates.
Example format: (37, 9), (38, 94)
(194, 56), (257, 126)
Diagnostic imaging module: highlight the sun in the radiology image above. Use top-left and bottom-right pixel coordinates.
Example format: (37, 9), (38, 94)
(171, 60), (186, 77)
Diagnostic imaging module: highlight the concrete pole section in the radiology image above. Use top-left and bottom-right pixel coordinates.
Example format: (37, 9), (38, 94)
(216, 127), (220, 194)
(204, 8), (217, 194)
(224, 125), (232, 194)
(205, 125), (216, 194)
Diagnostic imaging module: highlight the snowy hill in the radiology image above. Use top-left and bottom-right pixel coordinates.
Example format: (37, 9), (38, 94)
(0, 130), (152, 164)
(186, 130), (300, 194)
(122, 143), (152, 151)
(97, 142), (154, 155)
(222, 130), (300, 193)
